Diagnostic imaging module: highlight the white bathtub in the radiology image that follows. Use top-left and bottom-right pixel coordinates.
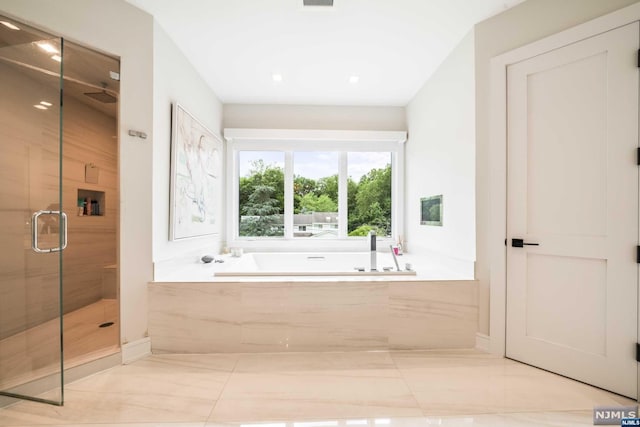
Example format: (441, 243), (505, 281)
(216, 252), (416, 277)
(153, 251), (474, 282)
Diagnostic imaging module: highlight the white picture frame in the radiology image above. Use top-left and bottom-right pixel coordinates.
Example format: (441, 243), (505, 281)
(169, 103), (222, 240)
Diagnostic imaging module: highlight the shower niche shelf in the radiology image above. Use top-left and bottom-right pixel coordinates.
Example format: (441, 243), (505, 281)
(77, 189), (105, 216)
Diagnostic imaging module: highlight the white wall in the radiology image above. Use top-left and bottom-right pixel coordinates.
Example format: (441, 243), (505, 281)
(405, 30), (475, 275)
(0, 0), (155, 350)
(152, 22), (224, 266)
(474, 0), (640, 335)
(224, 104), (406, 131)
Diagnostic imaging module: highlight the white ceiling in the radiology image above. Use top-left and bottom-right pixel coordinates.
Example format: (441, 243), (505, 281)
(126, 0), (524, 106)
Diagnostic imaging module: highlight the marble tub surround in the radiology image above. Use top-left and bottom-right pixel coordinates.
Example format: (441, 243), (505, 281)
(0, 350), (634, 426)
(149, 280), (477, 353)
(389, 282), (477, 349)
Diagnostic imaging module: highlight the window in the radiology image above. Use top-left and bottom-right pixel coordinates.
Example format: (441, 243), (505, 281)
(225, 129), (406, 249)
(294, 152), (339, 238)
(238, 151), (284, 237)
(347, 152), (392, 237)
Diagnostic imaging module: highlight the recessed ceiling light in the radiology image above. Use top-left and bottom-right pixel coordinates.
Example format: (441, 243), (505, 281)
(349, 75), (360, 84)
(0, 21), (20, 31)
(34, 104), (48, 110)
(272, 73), (283, 82)
(51, 55), (62, 62)
(36, 42), (59, 54)
(40, 101), (52, 107)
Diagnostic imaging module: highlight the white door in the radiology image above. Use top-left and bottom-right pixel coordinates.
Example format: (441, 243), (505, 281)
(506, 22), (639, 398)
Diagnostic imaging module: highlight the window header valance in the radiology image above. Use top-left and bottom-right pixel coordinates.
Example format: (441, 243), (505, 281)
(223, 128), (407, 144)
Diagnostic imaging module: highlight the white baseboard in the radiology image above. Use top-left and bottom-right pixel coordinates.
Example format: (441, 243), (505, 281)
(475, 333), (490, 353)
(122, 337), (151, 364)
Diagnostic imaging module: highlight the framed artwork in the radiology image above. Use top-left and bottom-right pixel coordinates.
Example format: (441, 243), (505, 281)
(169, 103), (223, 240)
(421, 195), (443, 226)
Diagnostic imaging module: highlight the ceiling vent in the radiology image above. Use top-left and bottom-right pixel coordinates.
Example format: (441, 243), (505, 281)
(303, 0), (334, 6)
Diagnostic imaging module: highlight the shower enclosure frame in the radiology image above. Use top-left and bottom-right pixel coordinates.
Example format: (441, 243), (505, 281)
(0, 13), (121, 407)
(0, 15), (65, 406)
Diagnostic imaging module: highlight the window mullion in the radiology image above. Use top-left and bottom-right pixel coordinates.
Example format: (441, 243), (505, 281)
(284, 151), (294, 239)
(229, 144), (238, 241)
(338, 151), (348, 239)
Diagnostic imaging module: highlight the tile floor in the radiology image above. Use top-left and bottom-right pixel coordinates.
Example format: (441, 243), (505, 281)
(0, 349), (635, 426)
(0, 299), (119, 392)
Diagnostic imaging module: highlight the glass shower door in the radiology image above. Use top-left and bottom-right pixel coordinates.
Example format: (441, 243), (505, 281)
(0, 16), (65, 405)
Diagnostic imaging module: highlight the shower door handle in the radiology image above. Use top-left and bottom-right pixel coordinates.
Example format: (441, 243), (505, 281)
(57, 212), (68, 251)
(31, 210), (68, 253)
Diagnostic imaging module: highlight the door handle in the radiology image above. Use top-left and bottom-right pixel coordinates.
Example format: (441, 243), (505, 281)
(511, 238), (539, 248)
(31, 210), (68, 253)
(56, 212), (68, 252)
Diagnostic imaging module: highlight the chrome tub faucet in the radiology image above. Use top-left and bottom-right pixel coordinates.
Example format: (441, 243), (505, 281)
(368, 230), (377, 271)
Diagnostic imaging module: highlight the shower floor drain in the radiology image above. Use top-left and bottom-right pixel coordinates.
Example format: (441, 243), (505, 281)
(99, 321), (115, 328)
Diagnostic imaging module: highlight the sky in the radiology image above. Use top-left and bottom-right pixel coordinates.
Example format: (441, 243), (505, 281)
(239, 151), (391, 181)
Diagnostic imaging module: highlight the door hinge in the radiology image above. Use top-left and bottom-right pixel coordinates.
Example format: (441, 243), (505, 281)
(636, 343), (640, 362)
(637, 147), (640, 165)
(637, 246), (640, 264)
(637, 49), (640, 67)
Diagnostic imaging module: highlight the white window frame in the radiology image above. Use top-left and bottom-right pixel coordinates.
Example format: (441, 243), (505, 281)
(224, 128), (407, 252)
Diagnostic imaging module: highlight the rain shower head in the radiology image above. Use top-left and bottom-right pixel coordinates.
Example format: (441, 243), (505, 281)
(84, 90), (117, 104)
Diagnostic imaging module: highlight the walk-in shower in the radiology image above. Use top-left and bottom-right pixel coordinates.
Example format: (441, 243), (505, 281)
(0, 15), (120, 406)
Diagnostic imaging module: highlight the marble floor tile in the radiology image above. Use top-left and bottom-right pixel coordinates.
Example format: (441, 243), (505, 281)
(460, 410), (596, 426)
(0, 354), (238, 425)
(233, 350), (398, 373)
(1, 412), (603, 427)
(390, 350), (634, 416)
(390, 348), (503, 368)
(203, 411), (598, 426)
(5, 411), (604, 427)
(0, 350), (636, 427)
(7, 424), (206, 427)
(209, 351), (422, 422)
(0, 387), (213, 425)
(208, 372), (424, 423)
